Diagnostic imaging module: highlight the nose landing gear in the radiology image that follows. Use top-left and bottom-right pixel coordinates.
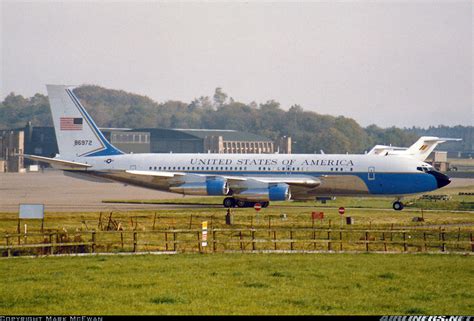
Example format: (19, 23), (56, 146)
(393, 200), (404, 211)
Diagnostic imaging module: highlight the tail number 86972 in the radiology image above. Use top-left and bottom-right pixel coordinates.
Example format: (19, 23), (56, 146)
(74, 139), (93, 146)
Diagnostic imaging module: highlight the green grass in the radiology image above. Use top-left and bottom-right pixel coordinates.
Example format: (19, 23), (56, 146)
(0, 253), (472, 315)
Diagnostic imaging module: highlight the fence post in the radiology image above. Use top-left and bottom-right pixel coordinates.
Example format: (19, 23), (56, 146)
(365, 231), (369, 252)
(268, 217), (272, 238)
(313, 227), (316, 250)
(165, 232), (168, 251)
(441, 230), (446, 252)
(173, 231), (177, 252)
(239, 231), (243, 252)
(252, 229), (256, 251)
(153, 212), (157, 231)
(50, 233), (54, 255)
(403, 232), (407, 252)
(91, 231), (96, 253)
(197, 231), (201, 253)
(213, 229), (217, 253)
(327, 230), (332, 251)
(6, 235), (11, 257)
(382, 232), (387, 252)
(340, 231), (343, 251)
(423, 232), (427, 252)
(273, 230), (277, 251)
(133, 231), (138, 252)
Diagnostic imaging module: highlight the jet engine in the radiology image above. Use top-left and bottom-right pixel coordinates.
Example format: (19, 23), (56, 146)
(170, 178), (229, 196)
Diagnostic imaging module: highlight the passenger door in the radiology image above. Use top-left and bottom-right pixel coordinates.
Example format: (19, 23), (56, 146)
(368, 166), (376, 180)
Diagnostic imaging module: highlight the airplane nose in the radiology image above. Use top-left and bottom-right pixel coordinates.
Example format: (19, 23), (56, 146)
(428, 170), (451, 188)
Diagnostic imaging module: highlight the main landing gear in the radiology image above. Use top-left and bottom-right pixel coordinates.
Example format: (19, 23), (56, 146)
(223, 197), (269, 208)
(392, 200), (404, 211)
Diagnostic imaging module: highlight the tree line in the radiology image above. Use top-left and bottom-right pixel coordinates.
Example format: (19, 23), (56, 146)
(0, 85), (471, 154)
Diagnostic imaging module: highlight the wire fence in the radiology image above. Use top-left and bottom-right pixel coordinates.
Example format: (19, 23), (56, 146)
(1, 226), (473, 257)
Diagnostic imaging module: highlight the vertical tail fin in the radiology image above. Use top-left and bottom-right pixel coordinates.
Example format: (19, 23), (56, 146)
(405, 136), (461, 161)
(46, 85), (123, 159)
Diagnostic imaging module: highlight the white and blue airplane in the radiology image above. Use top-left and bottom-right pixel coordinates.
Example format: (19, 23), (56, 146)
(25, 85), (452, 211)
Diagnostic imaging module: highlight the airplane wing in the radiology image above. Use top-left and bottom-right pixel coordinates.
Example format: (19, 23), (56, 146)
(124, 170), (320, 188)
(126, 170), (186, 178)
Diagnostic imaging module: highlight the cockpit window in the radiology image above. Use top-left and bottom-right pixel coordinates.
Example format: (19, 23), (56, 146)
(416, 166), (430, 173)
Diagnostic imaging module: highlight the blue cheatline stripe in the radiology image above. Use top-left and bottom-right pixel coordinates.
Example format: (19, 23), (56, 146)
(138, 170), (440, 195)
(65, 89), (123, 157)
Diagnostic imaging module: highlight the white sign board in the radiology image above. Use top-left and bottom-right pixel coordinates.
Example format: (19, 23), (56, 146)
(19, 204), (44, 219)
(202, 221), (208, 247)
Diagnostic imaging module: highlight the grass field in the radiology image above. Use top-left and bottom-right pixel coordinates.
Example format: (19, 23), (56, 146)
(1, 183), (472, 315)
(1, 253), (472, 315)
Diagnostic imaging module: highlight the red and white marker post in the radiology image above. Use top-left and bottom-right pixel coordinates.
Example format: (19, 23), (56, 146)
(254, 203), (262, 212)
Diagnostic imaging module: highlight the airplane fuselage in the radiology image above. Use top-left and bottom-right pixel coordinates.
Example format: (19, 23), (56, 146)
(69, 152), (447, 198)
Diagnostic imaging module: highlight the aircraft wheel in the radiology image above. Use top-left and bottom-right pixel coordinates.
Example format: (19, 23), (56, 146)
(223, 197), (235, 208)
(236, 199), (247, 208)
(393, 201), (404, 211)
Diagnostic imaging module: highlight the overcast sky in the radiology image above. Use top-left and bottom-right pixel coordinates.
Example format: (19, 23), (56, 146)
(1, 0), (472, 128)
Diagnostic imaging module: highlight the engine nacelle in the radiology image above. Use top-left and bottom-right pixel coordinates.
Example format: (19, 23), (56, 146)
(269, 184), (291, 201)
(169, 178), (229, 196)
(234, 184), (291, 202)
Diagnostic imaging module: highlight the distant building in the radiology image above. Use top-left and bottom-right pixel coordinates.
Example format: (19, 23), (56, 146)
(0, 129), (24, 172)
(104, 128), (279, 154)
(426, 151), (449, 172)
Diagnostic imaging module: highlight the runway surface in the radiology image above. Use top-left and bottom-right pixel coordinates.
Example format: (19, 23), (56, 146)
(0, 170), (208, 212)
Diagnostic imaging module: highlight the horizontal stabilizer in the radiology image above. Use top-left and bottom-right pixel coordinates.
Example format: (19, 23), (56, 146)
(23, 154), (92, 170)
